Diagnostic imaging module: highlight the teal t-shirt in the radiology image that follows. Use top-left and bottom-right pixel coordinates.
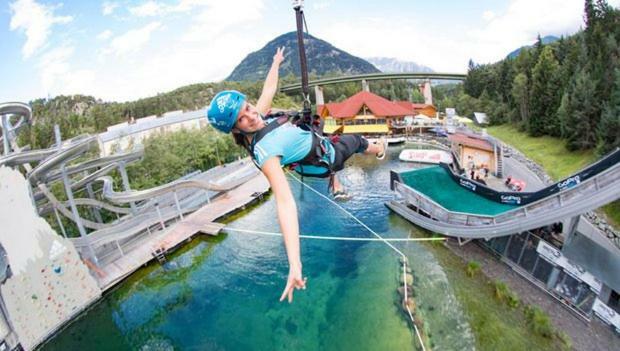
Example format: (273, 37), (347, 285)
(252, 120), (334, 168)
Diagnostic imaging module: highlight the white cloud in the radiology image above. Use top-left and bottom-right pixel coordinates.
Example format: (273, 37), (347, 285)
(482, 10), (495, 21)
(128, 0), (211, 17)
(182, 0), (265, 41)
(9, 0), (73, 59)
(97, 30), (113, 40)
(35, 45), (96, 97)
(467, 0), (585, 64)
(129, 1), (165, 17)
(102, 1), (119, 16)
(105, 22), (162, 57)
(313, 1), (332, 10)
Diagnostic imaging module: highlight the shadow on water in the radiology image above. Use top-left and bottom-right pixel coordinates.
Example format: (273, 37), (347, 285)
(42, 144), (475, 351)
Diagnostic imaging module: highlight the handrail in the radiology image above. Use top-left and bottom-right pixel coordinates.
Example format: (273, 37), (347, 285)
(394, 161), (620, 227)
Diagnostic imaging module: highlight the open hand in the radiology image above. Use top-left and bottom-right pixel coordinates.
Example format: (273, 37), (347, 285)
(279, 264), (306, 303)
(273, 46), (285, 65)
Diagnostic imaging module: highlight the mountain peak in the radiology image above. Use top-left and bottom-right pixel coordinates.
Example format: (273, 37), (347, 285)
(365, 57), (434, 73)
(226, 31), (379, 81)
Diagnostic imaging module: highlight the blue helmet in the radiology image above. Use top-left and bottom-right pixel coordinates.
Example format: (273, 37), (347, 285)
(207, 90), (246, 133)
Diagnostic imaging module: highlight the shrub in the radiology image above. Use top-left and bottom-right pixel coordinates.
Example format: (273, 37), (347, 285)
(466, 260), (481, 277)
(524, 305), (554, 338)
(493, 280), (520, 309)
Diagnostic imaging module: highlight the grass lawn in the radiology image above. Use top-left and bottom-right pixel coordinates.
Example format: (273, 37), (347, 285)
(485, 124), (619, 228)
(420, 238), (569, 351)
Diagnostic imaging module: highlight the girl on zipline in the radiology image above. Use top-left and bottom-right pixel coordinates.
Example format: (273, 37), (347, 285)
(206, 47), (387, 303)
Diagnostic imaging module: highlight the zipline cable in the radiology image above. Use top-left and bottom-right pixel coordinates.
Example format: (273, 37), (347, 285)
(285, 169), (427, 351)
(222, 227), (446, 242)
(290, 2), (426, 349)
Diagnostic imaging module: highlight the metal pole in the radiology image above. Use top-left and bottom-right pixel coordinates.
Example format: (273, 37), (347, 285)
(118, 161), (137, 213)
(173, 191), (184, 220)
(294, 1), (311, 119)
(155, 203), (166, 229)
(61, 164), (87, 237)
(1, 115), (9, 156)
(53, 207), (68, 238)
(86, 182), (103, 223)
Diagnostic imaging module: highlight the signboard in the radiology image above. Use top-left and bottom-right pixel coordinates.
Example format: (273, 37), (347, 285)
(437, 148), (619, 206)
(592, 299), (620, 332)
(445, 108), (456, 118)
(536, 241), (602, 293)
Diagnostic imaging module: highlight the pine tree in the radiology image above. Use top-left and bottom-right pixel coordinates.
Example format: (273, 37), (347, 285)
(530, 46), (563, 136)
(564, 68), (599, 150)
(597, 69), (620, 153)
(512, 73), (530, 126)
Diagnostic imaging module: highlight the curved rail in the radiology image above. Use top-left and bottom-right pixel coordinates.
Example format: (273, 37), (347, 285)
(0, 102), (31, 134)
(96, 163), (258, 204)
(42, 149), (144, 183)
(38, 197), (133, 217)
(27, 135), (98, 183)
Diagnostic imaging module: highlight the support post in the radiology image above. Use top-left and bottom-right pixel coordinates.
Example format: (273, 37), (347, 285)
(86, 182), (103, 223)
(155, 203), (166, 229)
(118, 161), (137, 213)
(314, 86), (324, 105)
(1, 115), (9, 156)
(53, 207), (68, 238)
(362, 79), (370, 92)
(173, 191), (184, 220)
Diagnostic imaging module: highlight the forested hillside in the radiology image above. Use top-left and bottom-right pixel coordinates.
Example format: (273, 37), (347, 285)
(457, 0), (619, 154)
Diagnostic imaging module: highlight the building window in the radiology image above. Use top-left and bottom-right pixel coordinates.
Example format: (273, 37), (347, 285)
(518, 233), (539, 273)
(532, 257), (554, 285)
(553, 270), (597, 314)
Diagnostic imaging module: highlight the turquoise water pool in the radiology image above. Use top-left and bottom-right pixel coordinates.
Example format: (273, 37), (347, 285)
(42, 145), (475, 351)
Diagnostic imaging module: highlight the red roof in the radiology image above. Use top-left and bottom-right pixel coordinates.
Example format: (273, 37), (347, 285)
(448, 133), (494, 151)
(318, 91), (412, 118)
(395, 101), (435, 111)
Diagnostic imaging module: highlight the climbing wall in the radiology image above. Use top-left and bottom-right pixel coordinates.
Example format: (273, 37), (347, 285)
(0, 167), (101, 350)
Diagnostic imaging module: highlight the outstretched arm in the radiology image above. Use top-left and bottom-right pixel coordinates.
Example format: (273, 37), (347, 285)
(256, 47), (285, 115)
(261, 157), (306, 303)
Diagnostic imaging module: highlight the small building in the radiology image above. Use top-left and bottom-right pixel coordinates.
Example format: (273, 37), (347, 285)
(318, 91), (412, 136)
(98, 109), (207, 156)
(473, 112), (489, 125)
(396, 101), (437, 118)
(449, 132), (498, 175)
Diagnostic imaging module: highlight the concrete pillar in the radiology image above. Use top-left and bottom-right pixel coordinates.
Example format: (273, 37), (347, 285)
(422, 79), (433, 105)
(314, 85), (324, 106)
(362, 79), (370, 92)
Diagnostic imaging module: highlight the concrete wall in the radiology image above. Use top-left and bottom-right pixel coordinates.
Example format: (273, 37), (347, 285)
(0, 167), (101, 350)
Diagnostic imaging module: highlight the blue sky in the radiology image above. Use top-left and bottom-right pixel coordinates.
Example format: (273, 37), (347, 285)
(2, 0), (618, 102)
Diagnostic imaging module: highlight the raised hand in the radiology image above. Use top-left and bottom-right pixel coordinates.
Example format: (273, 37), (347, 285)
(279, 263), (306, 303)
(273, 46), (285, 65)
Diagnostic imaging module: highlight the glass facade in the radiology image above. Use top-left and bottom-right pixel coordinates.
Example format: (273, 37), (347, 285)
(478, 228), (601, 317)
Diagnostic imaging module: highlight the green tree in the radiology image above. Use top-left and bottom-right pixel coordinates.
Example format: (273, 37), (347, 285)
(563, 68), (599, 150)
(529, 46), (563, 136)
(512, 73), (530, 127)
(597, 69), (620, 153)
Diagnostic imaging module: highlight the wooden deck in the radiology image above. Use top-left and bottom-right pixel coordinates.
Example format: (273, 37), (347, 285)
(97, 171), (270, 290)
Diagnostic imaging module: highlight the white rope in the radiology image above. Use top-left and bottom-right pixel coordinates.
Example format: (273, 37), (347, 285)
(285, 170), (427, 351)
(223, 227), (446, 242)
(285, 170), (408, 256)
